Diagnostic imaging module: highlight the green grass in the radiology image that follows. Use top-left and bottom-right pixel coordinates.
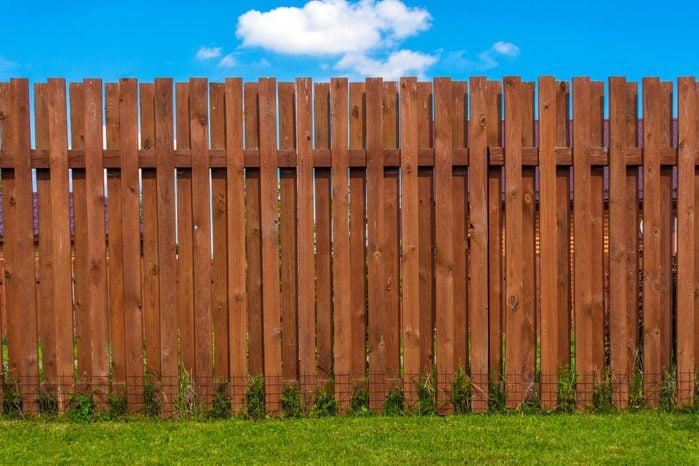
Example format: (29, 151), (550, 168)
(0, 413), (696, 464)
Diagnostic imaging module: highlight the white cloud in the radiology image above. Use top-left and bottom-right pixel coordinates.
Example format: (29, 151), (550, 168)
(218, 53), (237, 68)
(491, 41), (520, 57)
(236, 0), (431, 56)
(336, 50), (436, 80)
(444, 41), (521, 71)
(195, 46), (223, 60)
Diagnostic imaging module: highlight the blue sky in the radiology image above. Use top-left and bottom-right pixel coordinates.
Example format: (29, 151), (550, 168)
(2, 0), (698, 83)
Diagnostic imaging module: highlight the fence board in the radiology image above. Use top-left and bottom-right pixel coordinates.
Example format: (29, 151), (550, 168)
(176, 82), (195, 375)
(331, 78), (352, 409)
(258, 78), (282, 412)
(243, 82), (263, 378)
(154, 78), (178, 414)
(225, 78), (246, 411)
(83, 79), (109, 404)
(314, 82), (332, 381)
(590, 82), (605, 377)
(383, 82), (401, 389)
(349, 82), (367, 384)
(468, 77), (489, 411)
(210, 82), (229, 382)
(140, 83), (160, 382)
(677, 77), (696, 405)
(278, 82), (298, 385)
(417, 81), (435, 378)
(659, 82), (674, 376)
(366, 78), (386, 410)
(434, 77), (454, 414)
(104, 83), (126, 398)
(642, 78), (664, 406)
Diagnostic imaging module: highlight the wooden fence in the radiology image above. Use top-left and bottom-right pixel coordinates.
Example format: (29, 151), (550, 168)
(0, 76), (696, 415)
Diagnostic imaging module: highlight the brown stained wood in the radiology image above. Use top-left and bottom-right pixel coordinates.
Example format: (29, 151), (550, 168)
(538, 77), (559, 410)
(190, 78), (214, 402)
(119, 79), (144, 410)
(349, 82), (367, 382)
(434, 78), (454, 414)
(366, 78), (386, 409)
(677, 77), (696, 405)
(176, 82), (196, 375)
(210, 83), (229, 381)
(573, 78), (594, 408)
(154, 78), (178, 414)
(140, 83), (160, 381)
(278, 82), (298, 385)
(468, 77), (489, 411)
(609, 77), (630, 408)
(258, 78), (282, 412)
(225, 78), (247, 411)
(659, 82), (674, 374)
(69, 82), (91, 381)
(314, 83), (333, 383)
(83, 79), (109, 402)
(450, 81), (468, 376)
(520, 81), (537, 403)
(45, 79), (74, 410)
(642, 78), (664, 406)
(487, 81), (504, 386)
(295, 78), (315, 402)
(35, 84), (57, 390)
(383, 82), (400, 388)
(331, 78), (352, 409)
(1, 80), (39, 412)
(104, 83), (126, 398)
(400, 78), (420, 408)
(590, 82), (605, 379)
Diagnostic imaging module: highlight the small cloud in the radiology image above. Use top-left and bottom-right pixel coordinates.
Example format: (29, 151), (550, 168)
(444, 41), (521, 72)
(218, 53), (237, 68)
(236, 0), (431, 56)
(256, 58), (271, 67)
(336, 49), (437, 80)
(195, 46), (223, 60)
(491, 41), (520, 58)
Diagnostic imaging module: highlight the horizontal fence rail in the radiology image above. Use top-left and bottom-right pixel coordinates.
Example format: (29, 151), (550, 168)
(0, 76), (697, 416)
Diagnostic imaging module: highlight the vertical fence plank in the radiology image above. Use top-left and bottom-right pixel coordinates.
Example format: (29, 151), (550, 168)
(349, 82), (367, 384)
(296, 78), (315, 403)
(366, 78), (386, 410)
(35, 83), (56, 398)
(383, 82), (401, 389)
(609, 77), (630, 408)
(451, 81), (469, 375)
(190, 78), (214, 402)
(225, 78), (246, 411)
(573, 77), (594, 408)
(140, 82), (161, 383)
(539, 76), (559, 410)
(119, 79), (144, 409)
(105, 83), (126, 398)
(84, 78), (110, 404)
(244, 82), (263, 378)
(314, 82), (333, 382)
(258, 78), (282, 412)
(659, 82), (674, 375)
(520, 81), (537, 403)
(0, 82), (4, 406)
(417, 82), (435, 378)
(468, 77), (489, 411)
(2, 79), (39, 412)
(487, 81), (504, 387)
(400, 77), (420, 408)
(331, 78), (352, 409)
(278, 82), (298, 386)
(642, 77), (664, 406)
(210, 82), (229, 382)
(434, 77), (454, 413)
(176, 82), (195, 375)
(154, 78), (178, 414)
(69, 82), (91, 382)
(504, 76), (525, 408)
(677, 77), (696, 405)
(46, 79), (74, 410)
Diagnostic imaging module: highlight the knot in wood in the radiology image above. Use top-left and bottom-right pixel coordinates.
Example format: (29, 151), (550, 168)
(8, 196), (15, 206)
(351, 106), (359, 119)
(0, 111), (5, 120)
(505, 78), (515, 88)
(198, 115), (207, 126)
(143, 139), (152, 150)
(479, 115), (487, 127)
(507, 294), (518, 309)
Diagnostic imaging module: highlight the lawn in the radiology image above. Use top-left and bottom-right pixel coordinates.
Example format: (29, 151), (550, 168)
(0, 412), (697, 464)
